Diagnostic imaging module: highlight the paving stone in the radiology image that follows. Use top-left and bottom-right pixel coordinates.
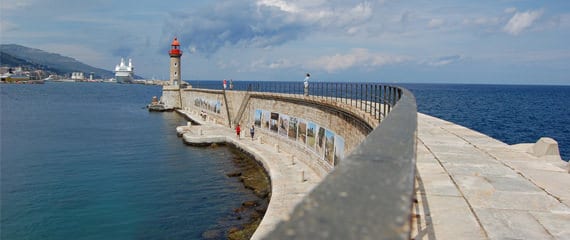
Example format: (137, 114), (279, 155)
(416, 113), (568, 239)
(474, 208), (553, 240)
(532, 212), (570, 239)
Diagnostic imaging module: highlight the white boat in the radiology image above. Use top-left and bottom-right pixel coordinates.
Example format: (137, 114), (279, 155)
(114, 58), (134, 84)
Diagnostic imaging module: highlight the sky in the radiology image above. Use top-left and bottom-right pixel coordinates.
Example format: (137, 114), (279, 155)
(1, 0), (569, 85)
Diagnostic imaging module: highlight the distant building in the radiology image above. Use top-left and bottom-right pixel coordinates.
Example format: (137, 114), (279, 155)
(71, 72), (85, 80)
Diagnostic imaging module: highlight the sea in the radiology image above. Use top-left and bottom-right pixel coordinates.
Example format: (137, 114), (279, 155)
(402, 83), (569, 161)
(1, 82), (568, 239)
(1, 83), (261, 240)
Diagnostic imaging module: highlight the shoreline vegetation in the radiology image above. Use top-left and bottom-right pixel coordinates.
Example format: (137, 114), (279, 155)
(202, 144), (271, 240)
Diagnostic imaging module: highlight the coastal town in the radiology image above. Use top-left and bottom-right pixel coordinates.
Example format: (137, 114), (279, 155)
(0, 57), (168, 86)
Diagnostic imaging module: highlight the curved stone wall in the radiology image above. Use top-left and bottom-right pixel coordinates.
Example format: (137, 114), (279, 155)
(163, 88), (375, 176)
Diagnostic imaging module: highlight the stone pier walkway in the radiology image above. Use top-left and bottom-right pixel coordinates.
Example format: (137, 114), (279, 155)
(174, 110), (323, 240)
(413, 113), (570, 239)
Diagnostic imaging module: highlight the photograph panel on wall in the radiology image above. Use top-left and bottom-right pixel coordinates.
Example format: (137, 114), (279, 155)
(254, 109), (262, 127)
(307, 122), (317, 149)
(298, 119), (307, 144)
(334, 135), (345, 166)
(278, 114), (289, 137)
(324, 129), (335, 166)
(270, 112), (279, 133)
(214, 100), (221, 114)
(263, 110), (270, 129)
(288, 117), (298, 140)
(316, 127), (326, 158)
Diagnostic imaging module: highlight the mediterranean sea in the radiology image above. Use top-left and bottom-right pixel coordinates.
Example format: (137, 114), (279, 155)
(403, 83), (569, 161)
(1, 83), (262, 239)
(1, 81), (568, 239)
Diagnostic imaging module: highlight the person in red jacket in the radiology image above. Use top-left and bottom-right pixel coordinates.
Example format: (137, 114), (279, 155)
(236, 124), (241, 139)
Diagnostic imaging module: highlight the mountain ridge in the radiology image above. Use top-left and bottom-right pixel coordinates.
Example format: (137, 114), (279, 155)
(0, 44), (139, 79)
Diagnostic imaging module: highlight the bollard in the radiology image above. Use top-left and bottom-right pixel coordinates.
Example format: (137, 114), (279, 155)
(291, 155), (296, 165)
(187, 121), (192, 127)
(301, 170), (305, 182)
(274, 144), (279, 153)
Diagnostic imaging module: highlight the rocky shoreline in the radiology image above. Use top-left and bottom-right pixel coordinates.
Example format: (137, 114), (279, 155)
(202, 144), (271, 240)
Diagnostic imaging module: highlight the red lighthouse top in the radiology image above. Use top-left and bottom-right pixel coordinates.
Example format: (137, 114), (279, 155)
(169, 37), (182, 56)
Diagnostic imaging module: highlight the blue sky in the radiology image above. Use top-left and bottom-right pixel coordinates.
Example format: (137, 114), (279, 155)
(1, 0), (569, 85)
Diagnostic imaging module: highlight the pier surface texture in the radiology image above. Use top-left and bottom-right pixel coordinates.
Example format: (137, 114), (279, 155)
(413, 113), (569, 240)
(162, 84), (568, 239)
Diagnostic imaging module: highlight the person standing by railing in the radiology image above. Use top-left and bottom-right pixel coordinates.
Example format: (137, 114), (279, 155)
(223, 79), (227, 90)
(304, 73), (310, 96)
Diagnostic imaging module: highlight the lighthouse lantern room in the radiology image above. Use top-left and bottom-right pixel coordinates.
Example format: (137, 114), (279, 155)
(169, 37), (182, 86)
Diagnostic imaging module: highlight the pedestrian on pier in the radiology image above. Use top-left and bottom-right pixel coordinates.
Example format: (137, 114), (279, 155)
(250, 125), (255, 140)
(303, 73), (310, 96)
(223, 79), (227, 89)
(230, 79), (234, 90)
(236, 124), (241, 139)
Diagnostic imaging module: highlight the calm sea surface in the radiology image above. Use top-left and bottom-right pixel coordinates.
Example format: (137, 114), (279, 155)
(1, 82), (568, 239)
(403, 83), (569, 161)
(1, 83), (258, 239)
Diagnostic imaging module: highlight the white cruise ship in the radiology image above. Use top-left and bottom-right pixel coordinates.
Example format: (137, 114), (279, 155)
(114, 58), (134, 83)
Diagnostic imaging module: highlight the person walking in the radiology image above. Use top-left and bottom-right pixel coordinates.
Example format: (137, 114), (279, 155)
(229, 79), (234, 90)
(223, 79), (227, 89)
(250, 125), (255, 140)
(236, 124), (241, 139)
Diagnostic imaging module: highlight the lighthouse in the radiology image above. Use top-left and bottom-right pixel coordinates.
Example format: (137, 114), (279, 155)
(169, 37), (182, 86)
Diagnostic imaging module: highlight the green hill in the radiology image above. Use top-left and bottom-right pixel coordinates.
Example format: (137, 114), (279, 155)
(0, 44), (115, 78)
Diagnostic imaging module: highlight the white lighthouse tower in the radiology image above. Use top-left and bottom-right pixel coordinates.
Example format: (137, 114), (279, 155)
(169, 37), (182, 86)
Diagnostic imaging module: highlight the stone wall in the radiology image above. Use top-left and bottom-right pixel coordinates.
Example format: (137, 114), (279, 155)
(180, 88), (228, 126)
(162, 88), (372, 176)
(162, 86), (181, 109)
(238, 96), (370, 176)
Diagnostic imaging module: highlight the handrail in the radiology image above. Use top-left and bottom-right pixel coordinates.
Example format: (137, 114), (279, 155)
(264, 87), (417, 239)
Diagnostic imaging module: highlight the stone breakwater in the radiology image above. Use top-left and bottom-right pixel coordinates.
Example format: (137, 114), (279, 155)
(175, 109), (323, 240)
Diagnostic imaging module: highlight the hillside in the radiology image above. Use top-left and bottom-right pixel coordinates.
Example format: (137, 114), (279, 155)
(0, 44), (115, 78)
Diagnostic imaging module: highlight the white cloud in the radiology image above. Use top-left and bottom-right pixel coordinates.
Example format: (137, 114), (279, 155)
(425, 55), (463, 67)
(308, 48), (408, 72)
(0, 0), (34, 10)
(428, 18), (444, 28)
(168, 0), (376, 55)
(256, 0), (300, 14)
(504, 9), (544, 35)
(504, 7), (517, 14)
(0, 20), (18, 32)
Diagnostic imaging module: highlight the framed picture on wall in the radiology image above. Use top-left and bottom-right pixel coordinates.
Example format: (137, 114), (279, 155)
(254, 109), (262, 127)
(324, 129), (335, 166)
(278, 114), (289, 137)
(298, 119), (307, 144)
(270, 112), (279, 133)
(307, 122), (317, 149)
(288, 117), (298, 140)
(334, 135), (345, 166)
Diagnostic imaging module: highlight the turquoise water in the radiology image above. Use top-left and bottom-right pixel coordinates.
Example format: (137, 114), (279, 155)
(1, 83), (257, 239)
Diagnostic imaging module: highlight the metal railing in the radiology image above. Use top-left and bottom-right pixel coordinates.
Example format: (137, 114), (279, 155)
(189, 81), (401, 123)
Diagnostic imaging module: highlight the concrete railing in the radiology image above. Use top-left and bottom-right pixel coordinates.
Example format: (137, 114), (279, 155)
(264, 87), (418, 239)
